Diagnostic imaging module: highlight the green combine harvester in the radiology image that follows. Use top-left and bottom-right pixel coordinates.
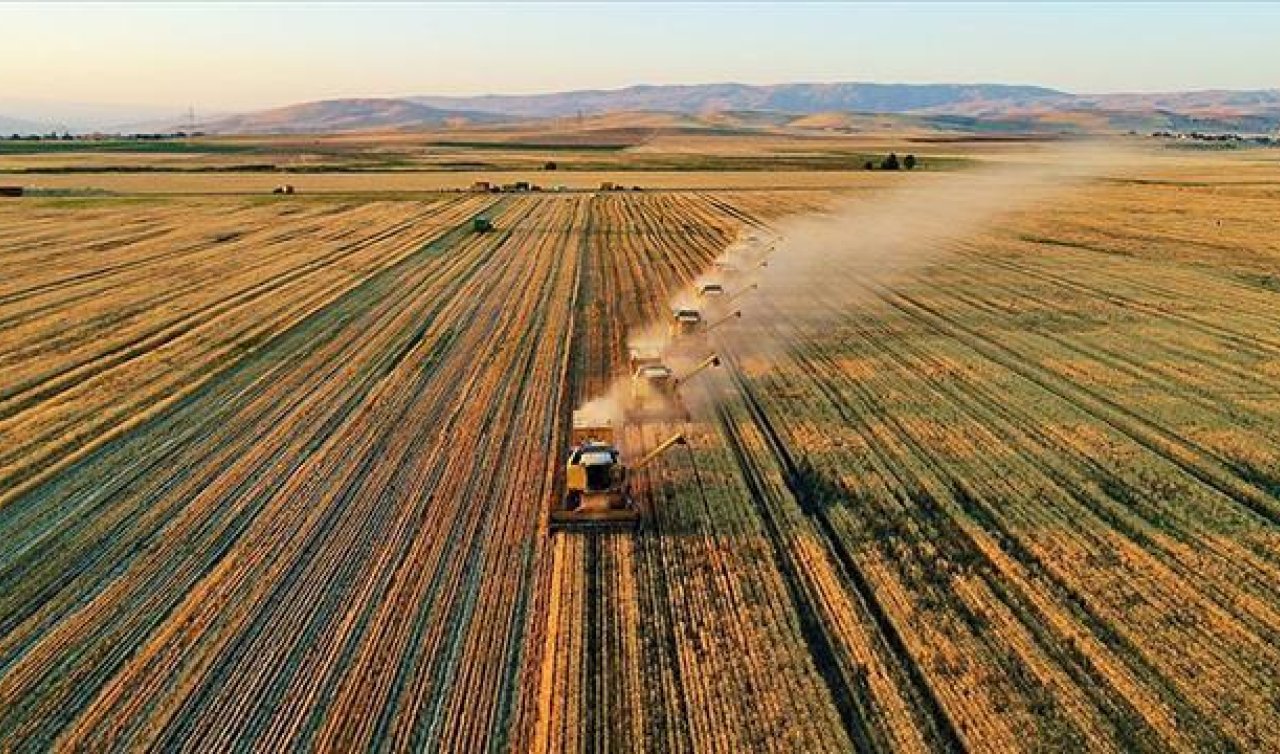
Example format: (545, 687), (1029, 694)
(473, 216), (494, 233)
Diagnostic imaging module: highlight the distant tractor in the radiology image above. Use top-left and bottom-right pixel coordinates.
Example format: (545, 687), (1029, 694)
(272, 184), (295, 195)
(473, 216), (494, 233)
(698, 282), (726, 298)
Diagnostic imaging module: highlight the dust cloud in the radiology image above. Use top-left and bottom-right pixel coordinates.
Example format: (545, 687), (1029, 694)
(580, 143), (1138, 432)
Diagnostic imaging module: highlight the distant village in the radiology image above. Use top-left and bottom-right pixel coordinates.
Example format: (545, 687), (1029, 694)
(1149, 131), (1278, 146)
(6, 131), (205, 141)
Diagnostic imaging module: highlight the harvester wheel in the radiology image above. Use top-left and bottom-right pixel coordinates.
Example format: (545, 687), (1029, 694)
(563, 491), (582, 511)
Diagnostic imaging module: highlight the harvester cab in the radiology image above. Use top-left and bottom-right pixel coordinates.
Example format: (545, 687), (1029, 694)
(626, 346), (677, 420)
(670, 308), (704, 339)
(632, 363), (675, 399)
(551, 411), (687, 531)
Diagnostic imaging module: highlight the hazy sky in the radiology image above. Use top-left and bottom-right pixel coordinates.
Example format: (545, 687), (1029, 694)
(4, 2), (1279, 112)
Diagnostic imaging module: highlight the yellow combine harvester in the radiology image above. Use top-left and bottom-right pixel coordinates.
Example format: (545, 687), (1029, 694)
(550, 412), (687, 531)
(669, 307), (740, 342)
(627, 349), (721, 421)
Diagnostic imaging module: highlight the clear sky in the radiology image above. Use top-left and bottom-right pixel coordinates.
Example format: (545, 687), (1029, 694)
(4, 2), (1278, 111)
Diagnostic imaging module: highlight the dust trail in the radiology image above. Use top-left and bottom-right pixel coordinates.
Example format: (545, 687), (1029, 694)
(680, 144), (1137, 410)
(577, 143), (1137, 432)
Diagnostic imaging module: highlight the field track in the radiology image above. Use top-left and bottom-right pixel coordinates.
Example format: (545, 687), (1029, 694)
(3, 175), (1280, 752)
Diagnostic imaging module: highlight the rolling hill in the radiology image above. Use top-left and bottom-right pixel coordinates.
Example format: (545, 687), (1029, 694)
(200, 98), (507, 134)
(410, 82), (1069, 118)
(104, 84), (1280, 136)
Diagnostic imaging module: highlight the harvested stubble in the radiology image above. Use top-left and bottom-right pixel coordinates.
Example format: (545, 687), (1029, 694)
(3, 170), (1280, 753)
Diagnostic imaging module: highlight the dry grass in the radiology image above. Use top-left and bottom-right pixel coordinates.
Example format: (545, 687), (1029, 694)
(3, 145), (1280, 751)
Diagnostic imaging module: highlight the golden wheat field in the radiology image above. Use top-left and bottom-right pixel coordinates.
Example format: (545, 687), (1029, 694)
(3, 146), (1280, 752)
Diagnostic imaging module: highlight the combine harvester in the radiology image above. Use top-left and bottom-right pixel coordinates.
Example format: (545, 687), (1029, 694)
(550, 412), (688, 531)
(668, 307), (740, 343)
(627, 348), (721, 421)
(550, 248), (766, 533)
(552, 351), (722, 531)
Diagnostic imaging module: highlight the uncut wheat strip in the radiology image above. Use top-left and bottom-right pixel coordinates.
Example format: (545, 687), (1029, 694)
(860, 555), (1028, 752)
(0, 202), (447, 398)
(711, 330), (942, 752)
(762, 296), (1223, 747)
(700, 388), (915, 753)
(294, 198), (570, 747)
(962, 238), (1280, 384)
(629, 435), (723, 752)
(0, 199), (493, 572)
(0, 201), (395, 350)
(929, 258), (1280, 459)
(722, 339), (1049, 750)
(1034, 537), (1280, 749)
(0, 201), (484, 508)
(896, 501), (1196, 749)
(188, 197), (540, 737)
(855, 277), (1280, 665)
(783, 371), (1182, 752)
(429, 200), (583, 750)
(0, 202), (363, 319)
(892, 328), (1280, 642)
(836, 264), (1280, 604)
(632, 531), (693, 752)
(713, 354), (940, 750)
(951, 244), (1280, 401)
(427, 205), (585, 750)
(788, 534), (936, 754)
(798, 305), (1269, 747)
(862, 278), (1280, 535)
(649, 438), (840, 752)
(665, 410), (852, 754)
(652, 538), (726, 752)
(10, 200), (509, 747)
(3, 225), (494, 747)
(826, 387), (1227, 748)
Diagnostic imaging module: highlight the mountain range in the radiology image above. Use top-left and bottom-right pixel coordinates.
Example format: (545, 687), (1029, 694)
(6, 82), (1280, 136)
